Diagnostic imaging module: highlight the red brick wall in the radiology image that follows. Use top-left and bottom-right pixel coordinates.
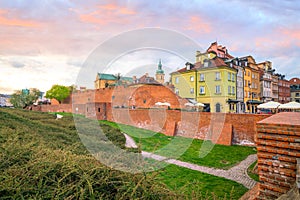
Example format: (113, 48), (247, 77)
(256, 112), (300, 199)
(40, 104), (72, 113)
(110, 109), (270, 146)
(72, 85), (187, 109)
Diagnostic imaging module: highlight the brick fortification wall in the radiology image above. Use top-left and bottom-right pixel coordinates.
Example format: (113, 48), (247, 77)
(31, 104), (72, 113)
(110, 109), (270, 145)
(256, 112), (300, 199)
(37, 85), (270, 146)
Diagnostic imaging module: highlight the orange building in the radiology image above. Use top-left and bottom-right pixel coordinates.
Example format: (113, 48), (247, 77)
(239, 56), (261, 113)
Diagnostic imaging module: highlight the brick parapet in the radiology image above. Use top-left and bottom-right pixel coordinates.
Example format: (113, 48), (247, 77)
(256, 112), (300, 199)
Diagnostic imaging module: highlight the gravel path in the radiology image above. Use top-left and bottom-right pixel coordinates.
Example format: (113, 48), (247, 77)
(124, 134), (257, 189)
(124, 133), (138, 148)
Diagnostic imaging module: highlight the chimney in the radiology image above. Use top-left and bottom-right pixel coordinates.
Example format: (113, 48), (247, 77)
(145, 73), (149, 77)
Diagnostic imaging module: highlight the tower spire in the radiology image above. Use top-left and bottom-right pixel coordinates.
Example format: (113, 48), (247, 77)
(155, 59), (165, 84)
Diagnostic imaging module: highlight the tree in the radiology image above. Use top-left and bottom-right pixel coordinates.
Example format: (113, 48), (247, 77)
(45, 85), (71, 103)
(10, 89), (41, 108)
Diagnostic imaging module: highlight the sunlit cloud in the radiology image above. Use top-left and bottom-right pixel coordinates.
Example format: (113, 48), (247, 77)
(0, 0), (300, 94)
(0, 9), (40, 27)
(184, 16), (211, 34)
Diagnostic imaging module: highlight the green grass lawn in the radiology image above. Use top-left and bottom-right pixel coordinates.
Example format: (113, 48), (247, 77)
(100, 120), (257, 169)
(247, 161), (259, 182)
(0, 109), (249, 199)
(157, 164), (248, 200)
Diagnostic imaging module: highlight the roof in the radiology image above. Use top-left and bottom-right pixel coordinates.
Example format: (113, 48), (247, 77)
(133, 74), (160, 85)
(120, 77), (133, 82)
(97, 73), (117, 80)
(171, 57), (232, 74)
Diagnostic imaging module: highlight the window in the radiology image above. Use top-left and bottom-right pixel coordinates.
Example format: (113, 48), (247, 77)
(190, 88), (194, 94)
(228, 86), (231, 94)
(98, 108), (101, 112)
(232, 87), (235, 94)
(175, 88), (179, 95)
(215, 72), (221, 80)
(200, 86), (205, 94)
(190, 76), (194, 82)
(204, 61), (209, 67)
(252, 73), (254, 78)
(216, 85), (221, 94)
(200, 73), (205, 81)
(248, 71), (250, 76)
(175, 77), (179, 84)
(229, 104), (235, 111)
(232, 73), (235, 82)
(216, 103), (221, 112)
(228, 72), (231, 81)
(296, 93), (300, 97)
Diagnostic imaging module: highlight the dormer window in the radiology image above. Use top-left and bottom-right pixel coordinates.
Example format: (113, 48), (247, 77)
(204, 60), (209, 68)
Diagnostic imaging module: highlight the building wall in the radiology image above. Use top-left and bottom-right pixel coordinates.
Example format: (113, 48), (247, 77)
(260, 72), (273, 102)
(94, 79), (116, 89)
(256, 112), (300, 199)
(171, 70), (197, 99)
(244, 66), (252, 103)
(271, 75), (279, 101)
(278, 79), (291, 104)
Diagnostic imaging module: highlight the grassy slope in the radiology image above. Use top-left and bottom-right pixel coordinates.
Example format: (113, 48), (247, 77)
(0, 108), (173, 199)
(101, 120), (256, 169)
(0, 109), (249, 199)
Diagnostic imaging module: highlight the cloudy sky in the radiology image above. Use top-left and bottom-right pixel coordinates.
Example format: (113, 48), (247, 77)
(1, 0), (300, 94)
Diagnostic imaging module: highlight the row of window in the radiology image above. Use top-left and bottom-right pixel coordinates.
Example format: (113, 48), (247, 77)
(244, 91), (257, 98)
(175, 72), (235, 84)
(176, 85), (236, 95)
(244, 80), (258, 89)
(244, 70), (258, 79)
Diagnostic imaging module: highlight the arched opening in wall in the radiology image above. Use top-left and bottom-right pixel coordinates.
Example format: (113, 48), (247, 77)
(216, 103), (221, 113)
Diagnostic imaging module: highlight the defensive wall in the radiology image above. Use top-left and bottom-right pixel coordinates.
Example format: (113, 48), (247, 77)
(256, 112), (300, 199)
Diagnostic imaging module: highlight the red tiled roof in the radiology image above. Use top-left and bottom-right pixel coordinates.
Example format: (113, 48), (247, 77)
(172, 57), (229, 74)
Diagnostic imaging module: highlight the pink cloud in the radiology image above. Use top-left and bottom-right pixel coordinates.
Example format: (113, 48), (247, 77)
(0, 9), (40, 27)
(184, 15), (211, 34)
(280, 28), (300, 46)
(79, 3), (136, 25)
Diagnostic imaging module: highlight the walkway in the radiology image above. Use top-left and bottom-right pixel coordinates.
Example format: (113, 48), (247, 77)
(123, 134), (257, 189)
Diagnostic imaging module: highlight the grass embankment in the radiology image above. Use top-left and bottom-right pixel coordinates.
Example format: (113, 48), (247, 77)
(0, 108), (172, 199)
(101, 121), (256, 169)
(0, 109), (249, 199)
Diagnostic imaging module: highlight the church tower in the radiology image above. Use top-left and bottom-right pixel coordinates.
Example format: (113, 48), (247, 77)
(155, 59), (165, 84)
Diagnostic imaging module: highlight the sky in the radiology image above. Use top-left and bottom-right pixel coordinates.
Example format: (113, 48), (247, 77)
(1, 0), (300, 94)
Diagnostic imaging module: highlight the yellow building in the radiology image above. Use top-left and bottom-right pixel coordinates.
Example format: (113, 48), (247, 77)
(196, 57), (237, 113)
(170, 62), (197, 99)
(171, 56), (237, 113)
